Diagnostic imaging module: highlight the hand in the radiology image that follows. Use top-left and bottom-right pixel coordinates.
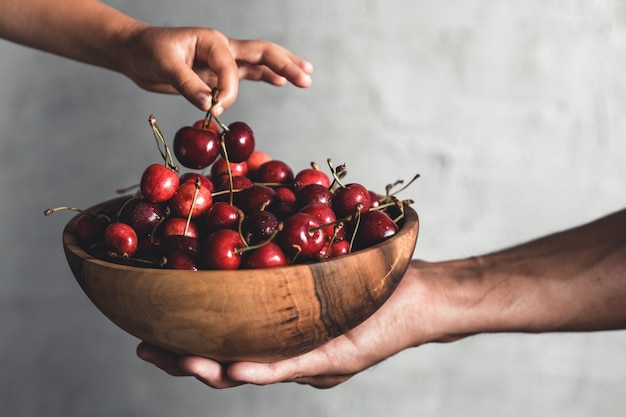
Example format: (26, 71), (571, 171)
(136, 263), (453, 389)
(119, 26), (313, 115)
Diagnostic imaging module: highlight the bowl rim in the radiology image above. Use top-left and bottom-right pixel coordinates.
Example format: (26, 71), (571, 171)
(63, 196), (419, 275)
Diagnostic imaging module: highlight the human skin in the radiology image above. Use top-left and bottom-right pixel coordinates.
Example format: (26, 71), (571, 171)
(0, 0), (313, 114)
(137, 206), (626, 388)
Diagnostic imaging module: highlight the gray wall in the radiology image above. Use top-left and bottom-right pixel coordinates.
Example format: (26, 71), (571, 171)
(2, 0), (626, 416)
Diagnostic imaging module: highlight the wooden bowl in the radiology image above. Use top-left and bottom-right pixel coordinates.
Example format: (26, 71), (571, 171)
(62, 197), (419, 362)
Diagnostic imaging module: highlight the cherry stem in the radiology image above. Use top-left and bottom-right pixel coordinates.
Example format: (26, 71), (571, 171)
(184, 177), (202, 236)
(208, 87), (230, 132)
(43, 206), (93, 217)
(327, 158), (347, 190)
(107, 252), (166, 268)
(219, 136), (234, 205)
(235, 224), (283, 254)
(149, 115), (178, 171)
(116, 183), (140, 195)
(385, 173), (420, 197)
(348, 204), (364, 252)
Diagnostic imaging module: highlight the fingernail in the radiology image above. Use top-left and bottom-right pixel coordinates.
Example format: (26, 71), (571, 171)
(211, 103), (224, 117)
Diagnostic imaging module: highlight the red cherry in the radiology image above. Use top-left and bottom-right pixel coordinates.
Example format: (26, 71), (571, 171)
(294, 166), (331, 190)
(331, 183), (371, 218)
(299, 202), (337, 237)
(118, 196), (165, 237)
(217, 175), (254, 192)
(173, 126), (220, 169)
(246, 150), (272, 180)
(179, 172), (215, 193)
(140, 163), (180, 203)
(241, 210), (279, 245)
(255, 160), (294, 185)
(210, 157), (248, 184)
(160, 217), (200, 238)
(104, 222), (138, 257)
(168, 181), (213, 218)
(203, 201), (241, 233)
(221, 121), (255, 163)
(200, 229), (245, 270)
(321, 239), (351, 259)
(368, 191), (382, 208)
(278, 212), (326, 260)
(165, 251), (199, 270)
(234, 185), (277, 213)
(352, 210), (399, 250)
(296, 183), (332, 208)
(74, 213), (110, 247)
(242, 242), (287, 269)
(192, 119), (221, 134)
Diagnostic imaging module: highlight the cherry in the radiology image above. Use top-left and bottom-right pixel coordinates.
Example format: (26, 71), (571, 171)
(210, 157), (248, 184)
(140, 163), (180, 203)
(104, 222), (138, 257)
(136, 236), (163, 262)
(200, 229), (246, 270)
(255, 160), (294, 185)
(221, 121), (255, 163)
(179, 172), (215, 193)
(352, 210), (399, 250)
(203, 201), (241, 232)
(299, 202), (337, 237)
(321, 239), (350, 259)
(234, 185), (276, 213)
(331, 183), (371, 218)
(278, 212), (326, 260)
(242, 242), (287, 269)
(192, 118), (220, 134)
(173, 126), (220, 169)
(217, 175), (254, 192)
(294, 163), (331, 190)
(296, 183), (332, 208)
(118, 196), (165, 237)
(165, 250), (199, 270)
(168, 180), (213, 218)
(269, 186), (297, 220)
(368, 191), (382, 208)
(246, 150), (272, 180)
(160, 217), (200, 238)
(74, 213), (110, 247)
(241, 210), (279, 245)
(275, 187), (297, 205)
(161, 234), (199, 255)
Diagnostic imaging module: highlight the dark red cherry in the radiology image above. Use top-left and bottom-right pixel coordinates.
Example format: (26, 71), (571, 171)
(221, 121), (255, 163)
(242, 242), (287, 269)
(321, 239), (351, 259)
(255, 160), (294, 185)
(192, 118), (220, 134)
(352, 210), (399, 250)
(234, 185), (277, 213)
(173, 126), (220, 169)
(203, 201), (241, 232)
(241, 210), (279, 245)
(331, 183), (371, 218)
(200, 229), (246, 270)
(74, 213), (110, 247)
(296, 183), (332, 208)
(140, 163), (180, 203)
(118, 196), (165, 237)
(299, 202), (337, 237)
(278, 212), (326, 260)
(104, 222), (138, 257)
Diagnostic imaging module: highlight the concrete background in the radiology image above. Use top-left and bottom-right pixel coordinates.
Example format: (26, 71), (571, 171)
(2, 0), (626, 416)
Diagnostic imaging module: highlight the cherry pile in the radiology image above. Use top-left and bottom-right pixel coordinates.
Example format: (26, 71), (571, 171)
(46, 113), (417, 271)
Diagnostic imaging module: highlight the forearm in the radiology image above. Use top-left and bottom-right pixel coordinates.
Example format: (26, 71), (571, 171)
(412, 208), (626, 343)
(0, 0), (146, 71)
